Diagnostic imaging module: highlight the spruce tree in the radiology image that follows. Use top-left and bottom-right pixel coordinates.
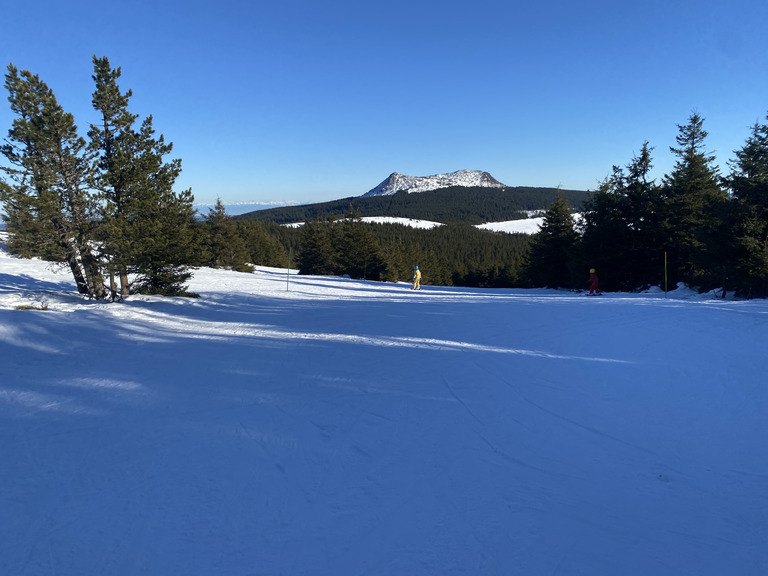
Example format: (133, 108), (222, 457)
(335, 210), (390, 280)
(581, 142), (665, 290)
(297, 216), (337, 275)
(238, 220), (288, 269)
(524, 196), (579, 288)
(202, 199), (253, 272)
(727, 117), (768, 296)
(662, 112), (728, 289)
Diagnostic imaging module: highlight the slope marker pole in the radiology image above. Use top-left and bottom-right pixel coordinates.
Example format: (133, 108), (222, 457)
(287, 248), (292, 291)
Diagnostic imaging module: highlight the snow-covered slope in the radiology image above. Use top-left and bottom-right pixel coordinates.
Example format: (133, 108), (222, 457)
(363, 169), (505, 196)
(2, 233), (767, 576)
(283, 216), (539, 233)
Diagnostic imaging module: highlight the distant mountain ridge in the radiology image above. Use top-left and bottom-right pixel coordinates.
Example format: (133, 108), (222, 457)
(237, 184), (591, 226)
(364, 170), (505, 197)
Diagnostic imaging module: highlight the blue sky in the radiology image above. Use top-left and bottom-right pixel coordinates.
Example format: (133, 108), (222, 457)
(2, 0), (768, 206)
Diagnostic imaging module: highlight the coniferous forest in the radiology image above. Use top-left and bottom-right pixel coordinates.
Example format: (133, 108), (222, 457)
(3, 60), (768, 297)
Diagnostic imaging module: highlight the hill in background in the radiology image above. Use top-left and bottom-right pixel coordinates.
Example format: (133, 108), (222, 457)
(236, 185), (590, 225)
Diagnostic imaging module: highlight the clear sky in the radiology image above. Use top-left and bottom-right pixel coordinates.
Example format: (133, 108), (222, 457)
(2, 0), (768, 206)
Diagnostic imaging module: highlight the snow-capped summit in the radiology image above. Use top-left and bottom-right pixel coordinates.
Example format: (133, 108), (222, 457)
(363, 170), (505, 197)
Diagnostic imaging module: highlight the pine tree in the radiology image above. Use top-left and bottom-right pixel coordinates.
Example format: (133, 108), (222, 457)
(88, 55), (137, 296)
(89, 56), (197, 297)
(524, 196), (579, 288)
(1, 64), (106, 298)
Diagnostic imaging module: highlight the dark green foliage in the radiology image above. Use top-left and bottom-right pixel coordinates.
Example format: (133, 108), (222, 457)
(238, 220), (288, 269)
(288, 212), (531, 287)
(1, 58), (197, 299)
(295, 210), (390, 281)
(90, 56), (197, 297)
(523, 196), (580, 288)
(366, 221), (531, 288)
(661, 112), (729, 290)
(296, 217), (338, 276)
(236, 186), (590, 225)
(726, 117), (768, 297)
(131, 264), (195, 297)
(1, 64), (106, 298)
(199, 199), (254, 272)
(580, 143), (667, 291)
(334, 211), (391, 281)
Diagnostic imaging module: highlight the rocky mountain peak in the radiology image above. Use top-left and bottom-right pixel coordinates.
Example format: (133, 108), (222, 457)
(363, 170), (505, 197)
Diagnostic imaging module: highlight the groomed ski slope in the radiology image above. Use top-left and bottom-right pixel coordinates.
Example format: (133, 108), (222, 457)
(1, 236), (767, 576)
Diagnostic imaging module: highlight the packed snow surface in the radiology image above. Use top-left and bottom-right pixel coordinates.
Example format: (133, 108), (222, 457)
(1, 233), (767, 576)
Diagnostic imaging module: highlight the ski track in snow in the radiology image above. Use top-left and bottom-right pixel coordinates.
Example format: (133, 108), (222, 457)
(1, 235), (768, 576)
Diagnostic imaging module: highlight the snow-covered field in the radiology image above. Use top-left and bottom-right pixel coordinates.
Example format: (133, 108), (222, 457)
(475, 217), (543, 234)
(1, 233), (767, 576)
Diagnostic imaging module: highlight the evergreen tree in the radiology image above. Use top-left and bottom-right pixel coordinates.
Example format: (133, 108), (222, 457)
(297, 216), (337, 275)
(201, 199), (253, 272)
(661, 112), (728, 289)
(238, 220), (288, 269)
(89, 56), (197, 297)
(88, 55), (137, 295)
(581, 142), (666, 290)
(524, 196), (579, 288)
(580, 171), (630, 290)
(727, 116), (768, 296)
(1, 64), (106, 298)
(335, 209), (390, 280)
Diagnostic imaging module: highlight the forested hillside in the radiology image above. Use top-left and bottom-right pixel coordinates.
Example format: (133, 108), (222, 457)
(235, 186), (590, 225)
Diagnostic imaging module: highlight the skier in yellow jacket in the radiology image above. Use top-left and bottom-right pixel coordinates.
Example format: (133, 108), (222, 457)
(411, 265), (421, 290)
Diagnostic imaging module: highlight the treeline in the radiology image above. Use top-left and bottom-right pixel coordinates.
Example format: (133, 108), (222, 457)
(526, 112), (768, 297)
(288, 211), (532, 287)
(236, 185), (590, 225)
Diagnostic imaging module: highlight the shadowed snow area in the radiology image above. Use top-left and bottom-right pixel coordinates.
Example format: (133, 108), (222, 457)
(1, 236), (767, 575)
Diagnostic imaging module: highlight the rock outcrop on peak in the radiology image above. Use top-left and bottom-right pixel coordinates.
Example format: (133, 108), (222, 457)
(363, 170), (505, 197)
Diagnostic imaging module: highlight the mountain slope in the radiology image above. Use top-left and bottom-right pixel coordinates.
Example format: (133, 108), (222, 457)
(237, 185), (590, 225)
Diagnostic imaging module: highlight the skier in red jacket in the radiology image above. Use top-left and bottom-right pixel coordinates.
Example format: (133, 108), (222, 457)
(587, 268), (600, 295)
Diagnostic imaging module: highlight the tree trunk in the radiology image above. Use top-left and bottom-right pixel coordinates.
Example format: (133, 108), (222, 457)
(81, 251), (107, 299)
(120, 269), (130, 296)
(65, 256), (90, 295)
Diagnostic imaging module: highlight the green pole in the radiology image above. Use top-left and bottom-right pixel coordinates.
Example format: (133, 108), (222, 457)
(664, 251), (668, 298)
(287, 247), (292, 291)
